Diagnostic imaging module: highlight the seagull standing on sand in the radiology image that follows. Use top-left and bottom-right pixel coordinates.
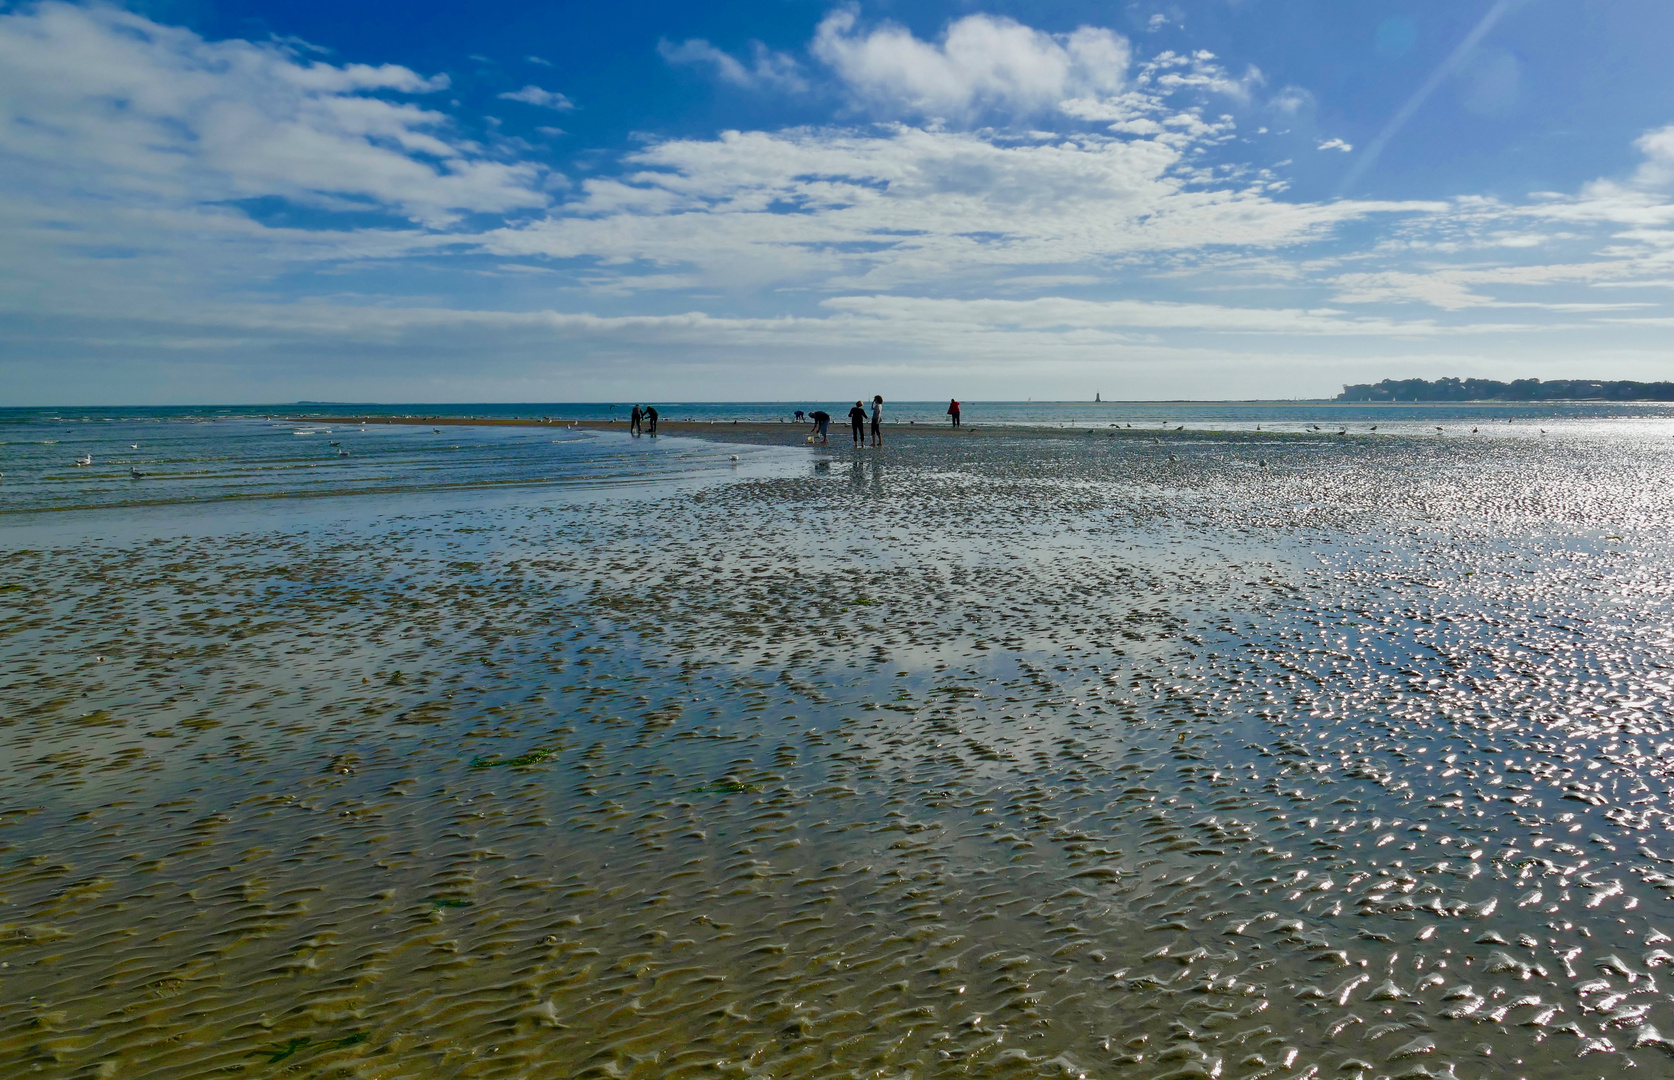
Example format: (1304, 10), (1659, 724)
(75, 454), (92, 466)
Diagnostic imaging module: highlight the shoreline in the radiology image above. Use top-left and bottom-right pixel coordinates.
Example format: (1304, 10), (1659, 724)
(283, 414), (1428, 446)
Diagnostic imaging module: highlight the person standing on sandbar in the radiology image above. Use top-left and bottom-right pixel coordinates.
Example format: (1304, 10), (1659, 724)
(947, 398), (961, 427)
(848, 401), (867, 448)
(870, 395), (883, 447)
(646, 405), (659, 436)
(630, 404), (643, 436)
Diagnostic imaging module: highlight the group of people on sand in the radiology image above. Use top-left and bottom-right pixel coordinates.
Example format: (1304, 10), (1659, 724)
(803, 396), (885, 447)
(800, 397), (962, 446)
(628, 404), (658, 436)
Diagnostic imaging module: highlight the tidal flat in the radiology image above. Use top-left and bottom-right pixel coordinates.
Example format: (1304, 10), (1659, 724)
(4, 425), (1674, 1079)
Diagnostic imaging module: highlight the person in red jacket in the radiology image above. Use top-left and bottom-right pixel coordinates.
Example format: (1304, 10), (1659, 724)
(947, 398), (961, 427)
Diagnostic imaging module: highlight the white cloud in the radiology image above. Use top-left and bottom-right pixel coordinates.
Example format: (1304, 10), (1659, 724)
(658, 38), (806, 92)
(1631, 124), (1674, 188)
(811, 11), (1130, 118)
(479, 126), (1440, 293)
(821, 294), (1503, 336)
(1143, 50), (1264, 104)
(0, 2), (546, 226)
(497, 85), (575, 110)
(1317, 138), (1353, 153)
(3, 5), (1672, 404)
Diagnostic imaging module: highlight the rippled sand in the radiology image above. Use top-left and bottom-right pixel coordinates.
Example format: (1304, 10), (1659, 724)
(4, 427), (1674, 1078)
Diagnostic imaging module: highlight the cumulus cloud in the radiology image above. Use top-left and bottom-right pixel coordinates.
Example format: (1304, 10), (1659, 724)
(497, 85), (575, 110)
(1632, 124), (1674, 188)
(658, 38), (806, 92)
(1317, 138), (1353, 152)
(0, 2), (546, 226)
(811, 10), (1130, 118)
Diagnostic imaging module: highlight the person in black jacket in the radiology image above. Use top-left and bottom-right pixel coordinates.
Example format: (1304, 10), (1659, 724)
(847, 401), (867, 447)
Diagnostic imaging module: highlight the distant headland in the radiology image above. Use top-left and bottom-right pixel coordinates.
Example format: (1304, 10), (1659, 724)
(1337, 378), (1674, 403)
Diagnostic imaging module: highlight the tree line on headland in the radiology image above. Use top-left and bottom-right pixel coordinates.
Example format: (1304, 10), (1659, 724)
(1336, 378), (1674, 402)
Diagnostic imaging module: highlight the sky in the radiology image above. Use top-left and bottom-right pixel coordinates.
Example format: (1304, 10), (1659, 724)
(3, 0), (1674, 404)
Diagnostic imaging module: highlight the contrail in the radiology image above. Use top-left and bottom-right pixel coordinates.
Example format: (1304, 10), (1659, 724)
(1338, 0), (1532, 196)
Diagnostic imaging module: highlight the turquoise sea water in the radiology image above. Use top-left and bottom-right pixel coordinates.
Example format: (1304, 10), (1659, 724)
(5, 401), (1674, 518)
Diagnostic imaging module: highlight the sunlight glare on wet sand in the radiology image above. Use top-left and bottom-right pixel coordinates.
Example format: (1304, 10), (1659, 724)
(4, 420), (1674, 1079)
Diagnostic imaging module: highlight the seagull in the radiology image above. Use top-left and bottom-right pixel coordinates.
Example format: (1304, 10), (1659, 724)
(1310, 424), (1320, 431)
(329, 440), (341, 446)
(130, 444), (138, 449)
(130, 467), (144, 478)
(1175, 425), (1184, 431)
(1370, 425), (1377, 432)
(433, 428), (441, 434)
(1472, 427), (1478, 433)
(75, 454), (92, 466)
(1435, 426), (1443, 433)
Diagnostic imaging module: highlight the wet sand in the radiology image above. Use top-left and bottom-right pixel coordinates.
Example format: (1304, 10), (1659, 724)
(5, 428), (1674, 1078)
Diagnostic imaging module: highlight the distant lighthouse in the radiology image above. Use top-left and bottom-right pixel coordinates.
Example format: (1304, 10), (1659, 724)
(1095, 392), (1101, 402)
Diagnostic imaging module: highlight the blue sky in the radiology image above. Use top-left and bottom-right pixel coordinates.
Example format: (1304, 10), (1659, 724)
(3, 0), (1674, 403)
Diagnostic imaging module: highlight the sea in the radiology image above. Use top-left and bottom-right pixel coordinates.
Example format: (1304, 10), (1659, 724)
(4, 399), (1673, 519)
